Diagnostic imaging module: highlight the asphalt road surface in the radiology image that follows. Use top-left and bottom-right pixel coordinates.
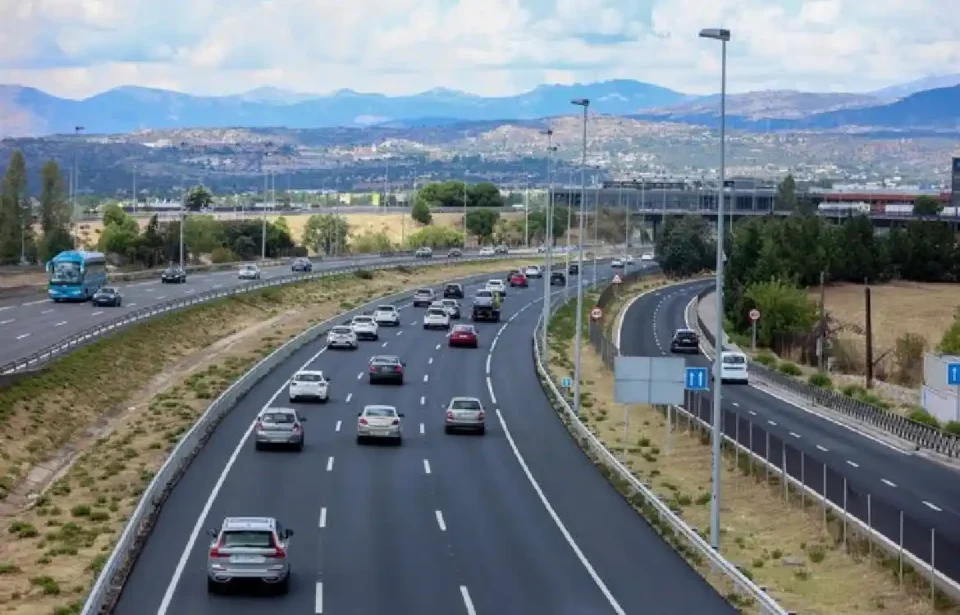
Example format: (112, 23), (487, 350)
(112, 264), (736, 615)
(620, 279), (960, 582)
(0, 253), (482, 367)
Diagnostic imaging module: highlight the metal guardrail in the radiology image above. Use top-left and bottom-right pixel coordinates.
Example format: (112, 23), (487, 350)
(584, 276), (960, 603)
(532, 280), (788, 614)
(0, 252), (503, 376)
(78, 255), (535, 615)
(692, 288), (960, 458)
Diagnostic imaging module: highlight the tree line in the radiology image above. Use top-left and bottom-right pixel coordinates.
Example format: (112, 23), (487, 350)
(0, 151), (75, 264)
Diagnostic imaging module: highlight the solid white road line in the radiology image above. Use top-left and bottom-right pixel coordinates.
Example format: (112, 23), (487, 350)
(460, 586), (476, 615)
(0, 306), (11, 312)
(382, 341), (388, 347)
(486, 377), (497, 405)
(319, 507), (327, 528)
(435, 510), (447, 531)
(326, 456), (335, 472)
(41, 308), (53, 314)
(21, 299), (47, 306)
(423, 459), (431, 474)
(315, 582), (323, 614)
(923, 501), (942, 512)
(92, 310), (104, 316)
(816, 445), (829, 452)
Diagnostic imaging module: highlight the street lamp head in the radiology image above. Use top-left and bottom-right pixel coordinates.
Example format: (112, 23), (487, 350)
(541, 128), (554, 136)
(570, 98), (590, 107)
(699, 28), (731, 41)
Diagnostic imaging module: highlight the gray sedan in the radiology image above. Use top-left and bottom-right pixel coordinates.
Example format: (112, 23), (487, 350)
(443, 396), (486, 434)
(254, 408), (306, 451)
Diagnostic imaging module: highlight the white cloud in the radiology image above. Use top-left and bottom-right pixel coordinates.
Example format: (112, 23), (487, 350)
(0, 0), (957, 99)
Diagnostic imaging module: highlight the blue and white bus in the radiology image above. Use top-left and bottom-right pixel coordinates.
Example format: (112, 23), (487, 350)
(46, 250), (108, 302)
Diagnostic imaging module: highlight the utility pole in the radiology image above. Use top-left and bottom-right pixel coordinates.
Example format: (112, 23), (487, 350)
(571, 97), (590, 417)
(524, 184), (529, 249)
(132, 166), (137, 214)
(71, 126), (84, 242)
(592, 171), (599, 286)
(818, 270), (827, 372)
(865, 280), (874, 388)
(541, 128), (555, 356)
(462, 178), (468, 248)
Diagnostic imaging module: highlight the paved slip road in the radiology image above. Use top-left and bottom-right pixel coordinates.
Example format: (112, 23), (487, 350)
(621, 280), (960, 582)
(113, 263), (735, 615)
(0, 253), (483, 367)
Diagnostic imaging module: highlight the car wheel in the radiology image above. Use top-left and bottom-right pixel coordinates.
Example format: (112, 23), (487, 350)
(320, 397), (328, 404)
(356, 436), (365, 445)
(373, 334), (379, 340)
(444, 426), (452, 434)
(117, 299), (122, 306)
(207, 579), (220, 593)
(254, 442), (263, 451)
(294, 441), (304, 452)
(477, 426), (486, 436)
(276, 575), (290, 595)
(395, 437), (403, 446)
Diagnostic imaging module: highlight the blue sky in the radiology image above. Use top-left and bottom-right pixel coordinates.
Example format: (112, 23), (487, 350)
(0, 0), (956, 99)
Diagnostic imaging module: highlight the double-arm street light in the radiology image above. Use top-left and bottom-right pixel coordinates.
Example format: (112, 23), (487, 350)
(570, 97), (590, 416)
(699, 25), (731, 552)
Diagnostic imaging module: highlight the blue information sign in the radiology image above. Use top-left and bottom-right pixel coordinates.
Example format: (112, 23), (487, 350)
(947, 363), (960, 386)
(561, 377), (573, 388)
(685, 367), (709, 391)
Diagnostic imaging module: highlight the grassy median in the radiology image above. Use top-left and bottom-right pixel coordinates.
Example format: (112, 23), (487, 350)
(545, 282), (950, 615)
(0, 257), (537, 615)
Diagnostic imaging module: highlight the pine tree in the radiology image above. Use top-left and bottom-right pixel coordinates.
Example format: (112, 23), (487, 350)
(37, 160), (74, 260)
(0, 150), (29, 263)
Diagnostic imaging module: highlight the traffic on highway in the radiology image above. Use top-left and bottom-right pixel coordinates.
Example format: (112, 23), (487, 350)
(109, 259), (737, 615)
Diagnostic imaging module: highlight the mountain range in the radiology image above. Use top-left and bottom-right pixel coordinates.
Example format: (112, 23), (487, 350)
(1, 75), (959, 138)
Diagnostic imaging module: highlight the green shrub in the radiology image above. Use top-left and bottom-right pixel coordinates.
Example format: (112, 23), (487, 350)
(808, 372), (833, 389)
(908, 407), (941, 428)
(754, 352), (777, 367)
(945, 421), (960, 435)
(779, 362), (802, 376)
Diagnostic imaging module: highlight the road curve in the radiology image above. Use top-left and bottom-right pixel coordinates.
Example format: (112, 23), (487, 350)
(0, 253), (484, 368)
(621, 279), (960, 582)
(112, 265), (734, 615)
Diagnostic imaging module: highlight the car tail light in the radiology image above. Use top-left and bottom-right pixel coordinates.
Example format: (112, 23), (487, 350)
(359, 418), (368, 425)
(478, 411), (486, 420)
(209, 537), (223, 558)
(267, 545), (286, 558)
(255, 420), (264, 431)
(391, 419), (400, 425)
(446, 411), (454, 420)
(370, 365), (377, 372)
(394, 366), (402, 372)
(292, 423), (301, 432)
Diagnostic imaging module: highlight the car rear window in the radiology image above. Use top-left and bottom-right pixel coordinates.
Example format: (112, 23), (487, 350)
(723, 355), (747, 365)
(428, 309), (446, 316)
(221, 530), (274, 548)
(450, 399), (481, 410)
(364, 407), (397, 417)
(295, 373), (324, 382)
(262, 412), (296, 423)
(377, 306), (395, 312)
(453, 325), (474, 332)
(353, 317), (373, 323)
(677, 332), (697, 339)
(416, 288), (432, 294)
(332, 327), (352, 334)
(445, 284), (460, 289)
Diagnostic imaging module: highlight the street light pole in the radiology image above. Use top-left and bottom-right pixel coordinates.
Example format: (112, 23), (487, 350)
(462, 177), (468, 248)
(571, 97), (590, 416)
(541, 129), (555, 355)
(700, 26), (731, 552)
(71, 126), (84, 243)
(179, 186), (185, 268)
(592, 170), (598, 286)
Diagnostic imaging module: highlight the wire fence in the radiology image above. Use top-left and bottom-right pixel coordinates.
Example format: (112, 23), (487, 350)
(578, 276), (960, 605)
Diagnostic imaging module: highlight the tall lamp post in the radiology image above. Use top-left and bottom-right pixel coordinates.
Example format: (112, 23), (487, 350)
(699, 26), (731, 552)
(570, 97), (590, 416)
(541, 129), (556, 354)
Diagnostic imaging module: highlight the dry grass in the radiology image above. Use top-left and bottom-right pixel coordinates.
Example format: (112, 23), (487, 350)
(0, 257), (537, 615)
(547, 289), (952, 615)
(0, 273), (47, 289)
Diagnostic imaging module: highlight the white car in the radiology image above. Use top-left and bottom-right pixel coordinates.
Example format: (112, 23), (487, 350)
(719, 351), (749, 384)
(611, 258), (625, 269)
(423, 307), (451, 330)
(288, 370), (330, 403)
(625, 255), (635, 265)
(326, 325), (358, 349)
(440, 298), (461, 319)
(238, 263), (261, 280)
(485, 279), (506, 296)
(524, 265), (542, 278)
(479, 247), (495, 256)
(373, 304), (400, 326)
(357, 404), (404, 445)
(351, 315), (379, 340)
(640, 253), (654, 261)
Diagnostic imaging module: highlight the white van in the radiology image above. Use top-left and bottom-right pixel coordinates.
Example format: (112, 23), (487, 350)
(720, 351), (749, 384)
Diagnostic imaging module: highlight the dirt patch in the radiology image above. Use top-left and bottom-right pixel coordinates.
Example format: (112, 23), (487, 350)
(0, 257), (537, 615)
(547, 292), (949, 615)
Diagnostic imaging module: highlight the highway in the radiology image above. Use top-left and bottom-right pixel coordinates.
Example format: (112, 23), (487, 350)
(112, 266), (735, 614)
(620, 279), (960, 582)
(0, 253), (474, 367)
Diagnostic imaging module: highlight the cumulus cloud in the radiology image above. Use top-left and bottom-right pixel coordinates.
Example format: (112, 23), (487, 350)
(0, 0), (956, 99)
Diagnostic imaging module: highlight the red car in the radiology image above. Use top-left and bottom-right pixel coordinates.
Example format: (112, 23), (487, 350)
(448, 324), (479, 348)
(509, 272), (528, 287)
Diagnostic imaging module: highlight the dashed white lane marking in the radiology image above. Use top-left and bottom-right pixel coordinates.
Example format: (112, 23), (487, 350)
(41, 309), (53, 314)
(21, 299), (47, 306)
(881, 479), (897, 488)
(420, 396), (425, 405)
(16, 333), (30, 340)
(460, 586), (476, 615)
(397, 330), (403, 336)
(345, 393), (352, 403)
(146, 288), (154, 292)
(92, 310), (104, 316)
(128, 302), (137, 307)
(0, 319), (13, 325)
(0, 306), (11, 312)
(435, 343), (441, 350)
(748, 410), (757, 416)
(923, 501), (942, 512)
(423, 459), (431, 474)
(789, 432), (801, 438)
(423, 374), (429, 383)
(315, 582), (323, 614)
(156, 295), (167, 300)
(410, 321), (418, 326)
(435, 510), (447, 532)
(326, 456), (334, 472)
(816, 445), (829, 452)
(846, 460), (859, 468)
(767, 420), (777, 426)
(420, 423), (425, 434)
(54, 321), (67, 327)
(356, 372), (363, 380)
(319, 507), (327, 528)
(335, 420), (342, 432)
(382, 341), (388, 347)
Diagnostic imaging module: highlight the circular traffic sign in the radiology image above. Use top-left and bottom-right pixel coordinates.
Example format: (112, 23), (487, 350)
(591, 307), (603, 321)
(749, 308), (761, 322)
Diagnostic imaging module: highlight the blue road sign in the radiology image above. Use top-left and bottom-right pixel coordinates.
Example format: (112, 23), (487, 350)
(948, 362), (960, 386)
(561, 377), (573, 388)
(685, 367), (709, 391)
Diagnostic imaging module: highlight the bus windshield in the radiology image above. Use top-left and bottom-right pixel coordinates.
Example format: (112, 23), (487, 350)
(50, 261), (82, 284)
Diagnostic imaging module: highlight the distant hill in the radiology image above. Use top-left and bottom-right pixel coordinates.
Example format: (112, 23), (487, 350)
(0, 79), (690, 137)
(869, 74), (960, 100)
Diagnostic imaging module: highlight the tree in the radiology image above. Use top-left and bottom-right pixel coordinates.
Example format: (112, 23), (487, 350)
(184, 185), (213, 211)
(37, 160), (73, 260)
(465, 209), (500, 244)
(411, 199), (433, 225)
(183, 215), (224, 256)
(351, 231), (395, 253)
(912, 195), (943, 217)
(938, 309), (960, 355)
(0, 150), (29, 263)
(468, 182), (505, 208)
(742, 279), (818, 347)
(655, 215), (715, 278)
(302, 214), (349, 255)
(405, 226), (463, 249)
(98, 203), (142, 262)
(775, 174), (798, 211)
(525, 205), (570, 244)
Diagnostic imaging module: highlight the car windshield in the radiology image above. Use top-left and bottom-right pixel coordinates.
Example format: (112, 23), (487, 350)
(453, 325), (474, 333)
(377, 306), (395, 312)
(221, 530), (274, 548)
(364, 407), (397, 417)
(723, 355), (747, 365)
(241, 265), (256, 271)
(262, 412), (296, 423)
(427, 309), (446, 316)
(476, 291), (492, 297)
(295, 373), (324, 382)
(450, 399), (481, 410)
(676, 331), (697, 339)
(331, 327), (352, 334)
(445, 284), (460, 290)
(49, 261), (81, 284)
(164, 267), (178, 273)
(487, 280), (501, 285)
(98, 287), (117, 294)
(353, 317), (373, 324)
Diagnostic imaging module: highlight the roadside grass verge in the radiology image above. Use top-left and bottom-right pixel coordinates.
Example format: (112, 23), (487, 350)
(545, 286), (951, 615)
(0, 257), (536, 615)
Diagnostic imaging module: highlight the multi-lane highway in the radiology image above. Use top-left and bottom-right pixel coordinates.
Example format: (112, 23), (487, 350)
(620, 279), (960, 581)
(0, 253), (474, 367)
(112, 266), (735, 614)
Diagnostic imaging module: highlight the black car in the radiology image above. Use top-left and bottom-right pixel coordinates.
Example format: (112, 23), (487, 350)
(291, 257), (313, 272)
(443, 283), (464, 298)
(368, 355), (406, 384)
(92, 286), (122, 307)
(447, 249), (462, 258)
(160, 266), (186, 283)
(494, 245), (509, 254)
(568, 263), (579, 275)
(550, 271), (566, 286)
(670, 329), (700, 354)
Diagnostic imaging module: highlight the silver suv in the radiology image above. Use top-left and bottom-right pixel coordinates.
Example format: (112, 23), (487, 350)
(206, 516), (294, 594)
(254, 408), (306, 451)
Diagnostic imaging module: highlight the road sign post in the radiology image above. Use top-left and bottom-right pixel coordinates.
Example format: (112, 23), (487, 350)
(612, 273), (622, 298)
(749, 308), (761, 350)
(948, 362), (960, 421)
